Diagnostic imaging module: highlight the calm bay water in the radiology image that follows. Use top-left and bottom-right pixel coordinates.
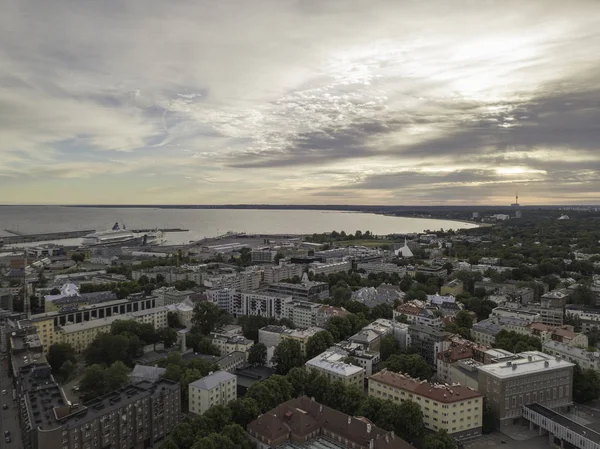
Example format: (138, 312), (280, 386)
(0, 206), (477, 246)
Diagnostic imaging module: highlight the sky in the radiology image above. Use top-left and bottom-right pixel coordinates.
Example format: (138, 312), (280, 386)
(1, 0), (599, 205)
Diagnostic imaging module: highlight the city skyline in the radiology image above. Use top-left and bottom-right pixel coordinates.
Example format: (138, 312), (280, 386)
(1, 0), (599, 205)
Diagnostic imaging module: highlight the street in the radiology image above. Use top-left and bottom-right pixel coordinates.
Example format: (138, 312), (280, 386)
(0, 356), (22, 448)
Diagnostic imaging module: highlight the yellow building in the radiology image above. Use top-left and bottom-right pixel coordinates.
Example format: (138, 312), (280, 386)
(57, 315), (125, 354)
(368, 369), (482, 440)
(441, 279), (464, 296)
(281, 327), (324, 356)
(30, 316), (57, 352)
(305, 351), (364, 389)
(211, 333), (254, 358)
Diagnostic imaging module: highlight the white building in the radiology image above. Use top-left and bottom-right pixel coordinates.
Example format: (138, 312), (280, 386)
(308, 261), (352, 276)
(262, 263), (304, 284)
(542, 340), (600, 371)
(305, 351), (365, 388)
(356, 262), (406, 275)
(203, 270), (261, 292)
(189, 371), (237, 415)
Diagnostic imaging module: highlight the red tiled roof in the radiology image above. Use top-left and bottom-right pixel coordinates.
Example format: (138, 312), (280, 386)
(370, 370), (482, 403)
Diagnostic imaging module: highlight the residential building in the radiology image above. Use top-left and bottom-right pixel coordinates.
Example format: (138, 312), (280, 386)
(357, 261), (407, 275)
(369, 370), (483, 440)
(207, 289), (293, 320)
(525, 322), (588, 347)
(210, 332), (254, 358)
(394, 303), (442, 328)
(441, 279), (464, 296)
(258, 326), (324, 361)
(251, 249), (278, 263)
(408, 324), (451, 369)
(437, 341), (487, 384)
(471, 317), (530, 347)
(262, 263), (304, 284)
(189, 370), (237, 415)
(55, 304), (171, 353)
(477, 351), (574, 430)
(43, 283), (118, 312)
(490, 307), (541, 323)
(542, 340), (600, 371)
(352, 284), (406, 309)
(415, 265), (447, 278)
(152, 286), (193, 306)
(351, 319), (411, 350)
(305, 351), (365, 388)
(287, 300), (321, 328)
(21, 377), (180, 449)
(565, 305), (600, 332)
(266, 281), (329, 301)
(315, 305), (351, 327)
(129, 364), (167, 383)
(247, 396), (415, 449)
(331, 342), (381, 376)
(526, 303), (564, 326)
(203, 270), (261, 292)
(308, 260), (352, 276)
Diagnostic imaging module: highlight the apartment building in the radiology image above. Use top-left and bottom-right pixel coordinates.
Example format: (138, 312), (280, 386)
(56, 305), (171, 353)
(357, 261), (407, 275)
(258, 325), (324, 359)
(315, 305), (351, 327)
(247, 396), (415, 449)
(490, 307), (541, 323)
(266, 281), (329, 301)
(287, 300), (321, 328)
(542, 340), (600, 371)
(471, 317), (530, 347)
(565, 305), (600, 332)
(408, 324), (451, 369)
(437, 341), (487, 384)
(332, 341), (381, 376)
(30, 296), (158, 352)
(22, 377), (180, 449)
(210, 333), (254, 358)
(203, 270), (261, 292)
(132, 266), (200, 284)
(308, 260), (352, 276)
(207, 289), (293, 320)
(477, 351), (574, 430)
(251, 249), (278, 263)
(394, 303), (442, 328)
(525, 322), (588, 347)
(189, 370), (237, 415)
(305, 351), (365, 389)
(369, 370), (483, 440)
(262, 263), (304, 284)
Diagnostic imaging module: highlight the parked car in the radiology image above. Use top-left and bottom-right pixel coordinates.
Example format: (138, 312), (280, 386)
(5, 436), (10, 443)
(1, 389), (7, 395)
(2, 403), (7, 410)
(4, 430), (9, 437)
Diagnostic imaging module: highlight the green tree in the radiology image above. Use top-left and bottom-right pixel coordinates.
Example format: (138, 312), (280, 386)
(305, 330), (334, 359)
(248, 343), (267, 366)
(229, 398), (261, 427)
(272, 339), (304, 375)
(104, 361), (130, 391)
(454, 310), (473, 329)
(159, 327), (178, 348)
(421, 430), (458, 449)
(222, 424), (253, 449)
(79, 364), (106, 401)
(196, 337), (221, 356)
(286, 367), (308, 397)
(192, 434), (235, 449)
(573, 364), (600, 403)
(380, 335), (401, 362)
(326, 316), (353, 341)
(167, 311), (180, 328)
(48, 343), (76, 375)
(159, 439), (179, 449)
(71, 252), (85, 263)
(84, 333), (130, 366)
(384, 354), (433, 380)
(396, 400), (425, 442)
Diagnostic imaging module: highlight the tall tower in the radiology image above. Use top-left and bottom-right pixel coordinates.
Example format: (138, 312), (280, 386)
(511, 190), (520, 207)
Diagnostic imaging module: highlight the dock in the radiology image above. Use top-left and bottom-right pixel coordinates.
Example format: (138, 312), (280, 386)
(0, 230), (95, 245)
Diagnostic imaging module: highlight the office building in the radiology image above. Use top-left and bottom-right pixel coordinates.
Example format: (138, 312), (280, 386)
(251, 249), (278, 263)
(437, 341), (487, 384)
(189, 370), (237, 415)
(305, 351), (365, 388)
(247, 396), (415, 449)
(565, 305), (600, 332)
(287, 300), (321, 328)
(203, 270), (261, 292)
(490, 307), (541, 323)
(369, 370), (483, 440)
(357, 261), (407, 275)
(477, 351), (574, 430)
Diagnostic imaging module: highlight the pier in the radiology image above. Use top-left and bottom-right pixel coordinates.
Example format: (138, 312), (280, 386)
(131, 228), (189, 233)
(0, 230), (95, 245)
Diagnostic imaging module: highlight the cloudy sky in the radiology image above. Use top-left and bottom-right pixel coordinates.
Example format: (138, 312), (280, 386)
(1, 0), (599, 205)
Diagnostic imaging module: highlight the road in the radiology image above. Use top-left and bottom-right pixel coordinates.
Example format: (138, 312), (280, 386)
(0, 356), (23, 448)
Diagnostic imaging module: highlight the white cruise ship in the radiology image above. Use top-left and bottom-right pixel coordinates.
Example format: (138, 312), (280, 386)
(82, 223), (136, 247)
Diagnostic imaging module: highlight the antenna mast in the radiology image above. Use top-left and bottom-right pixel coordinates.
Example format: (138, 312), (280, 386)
(23, 248), (30, 317)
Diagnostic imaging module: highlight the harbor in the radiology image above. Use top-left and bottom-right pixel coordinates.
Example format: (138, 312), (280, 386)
(0, 229), (95, 245)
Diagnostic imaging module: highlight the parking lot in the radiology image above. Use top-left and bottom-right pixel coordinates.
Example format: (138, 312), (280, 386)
(464, 432), (551, 449)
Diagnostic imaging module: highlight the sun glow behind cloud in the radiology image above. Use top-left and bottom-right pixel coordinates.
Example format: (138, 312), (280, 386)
(0, 0), (599, 204)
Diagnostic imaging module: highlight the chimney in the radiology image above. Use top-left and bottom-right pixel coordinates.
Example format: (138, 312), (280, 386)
(512, 364), (517, 371)
(367, 424), (372, 434)
(369, 439), (374, 449)
(348, 417), (351, 424)
(391, 431), (395, 439)
(544, 361), (549, 367)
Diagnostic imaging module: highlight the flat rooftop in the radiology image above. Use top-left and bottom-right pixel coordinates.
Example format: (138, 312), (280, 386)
(478, 351), (574, 379)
